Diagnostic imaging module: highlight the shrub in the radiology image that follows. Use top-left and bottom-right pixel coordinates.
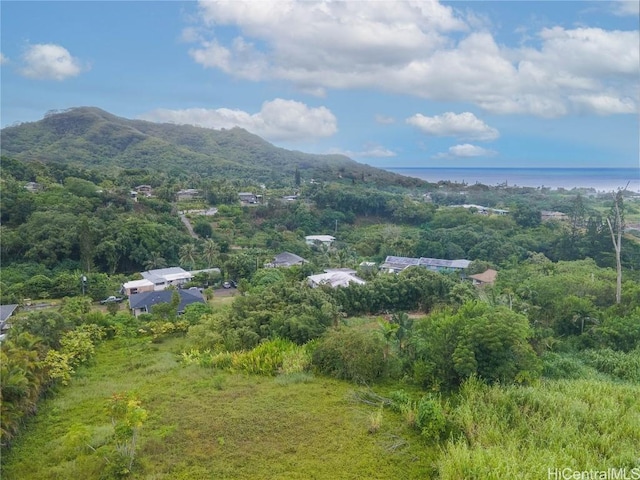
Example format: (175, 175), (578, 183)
(588, 309), (640, 352)
(232, 338), (300, 376)
(579, 349), (640, 382)
(311, 327), (386, 382)
(541, 352), (593, 380)
(416, 395), (447, 442)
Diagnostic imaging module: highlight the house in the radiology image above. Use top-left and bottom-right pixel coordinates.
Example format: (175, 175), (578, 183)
(266, 252), (307, 268)
(469, 269), (498, 287)
(239, 192), (257, 204)
(541, 211), (569, 222)
(0, 304), (19, 342)
(379, 256), (420, 273)
(128, 289), (205, 317)
(123, 267), (194, 296)
(454, 204), (509, 215)
(380, 256), (471, 274)
(176, 189), (201, 201)
(305, 235), (336, 246)
(359, 261), (376, 272)
(135, 185), (153, 197)
(24, 182), (42, 193)
(122, 279), (156, 296)
(141, 267), (192, 290)
(307, 269), (366, 288)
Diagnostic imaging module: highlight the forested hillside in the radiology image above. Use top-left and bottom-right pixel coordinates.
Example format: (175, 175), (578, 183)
(0, 107), (422, 186)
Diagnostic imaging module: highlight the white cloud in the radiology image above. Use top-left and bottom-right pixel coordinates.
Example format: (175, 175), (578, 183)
(330, 144), (397, 159)
(570, 94), (637, 115)
(407, 112), (499, 141)
(375, 114), (396, 125)
(139, 98), (337, 142)
(20, 43), (85, 80)
(0, 53), (8, 65)
(185, 1), (639, 117)
(611, 0), (640, 16)
(434, 143), (497, 159)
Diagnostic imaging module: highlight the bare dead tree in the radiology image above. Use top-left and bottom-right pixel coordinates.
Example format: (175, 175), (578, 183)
(605, 183), (629, 304)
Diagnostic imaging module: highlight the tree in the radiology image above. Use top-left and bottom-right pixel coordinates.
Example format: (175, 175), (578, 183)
(78, 217), (95, 273)
(606, 188), (626, 304)
(144, 251), (167, 270)
(179, 243), (198, 270)
(201, 239), (219, 268)
(294, 167), (301, 187)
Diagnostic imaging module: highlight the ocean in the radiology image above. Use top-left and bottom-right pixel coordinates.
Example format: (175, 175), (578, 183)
(384, 168), (640, 193)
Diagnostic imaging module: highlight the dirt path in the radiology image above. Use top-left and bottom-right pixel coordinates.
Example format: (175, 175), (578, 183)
(180, 214), (198, 239)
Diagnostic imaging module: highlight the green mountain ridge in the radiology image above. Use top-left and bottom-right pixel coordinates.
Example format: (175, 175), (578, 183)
(1, 106), (422, 186)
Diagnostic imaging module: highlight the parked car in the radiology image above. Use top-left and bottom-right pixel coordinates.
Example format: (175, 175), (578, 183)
(100, 295), (123, 304)
(222, 282), (231, 289)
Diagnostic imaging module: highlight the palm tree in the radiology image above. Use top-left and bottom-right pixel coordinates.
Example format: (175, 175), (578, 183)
(179, 243), (198, 270)
(201, 239), (219, 268)
(144, 251), (167, 270)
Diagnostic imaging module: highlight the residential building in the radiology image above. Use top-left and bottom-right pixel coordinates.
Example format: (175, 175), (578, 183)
(122, 279), (156, 296)
(541, 211), (569, 222)
(266, 252), (308, 268)
(453, 204), (509, 215)
(176, 189), (201, 201)
(24, 182), (42, 193)
(469, 269), (498, 286)
(305, 235), (336, 246)
(135, 185), (153, 196)
(128, 289), (205, 317)
(307, 269), (366, 288)
(380, 256), (471, 274)
(141, 267), (192, 290)
(0, 304), (19, 342)
(239, 192), (257, 204)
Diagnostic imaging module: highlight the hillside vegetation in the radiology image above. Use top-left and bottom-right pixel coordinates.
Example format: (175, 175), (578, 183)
(1, 108), (639, 478)
(0, 107), (421, 186)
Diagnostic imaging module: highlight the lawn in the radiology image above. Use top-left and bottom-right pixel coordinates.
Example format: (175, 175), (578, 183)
(1, 335), (434, 480)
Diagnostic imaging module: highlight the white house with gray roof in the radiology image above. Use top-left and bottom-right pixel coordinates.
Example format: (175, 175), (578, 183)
(123, 267), (192, 295)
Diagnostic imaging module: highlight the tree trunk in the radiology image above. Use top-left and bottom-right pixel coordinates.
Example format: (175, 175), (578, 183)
(606, 193), (624, 304)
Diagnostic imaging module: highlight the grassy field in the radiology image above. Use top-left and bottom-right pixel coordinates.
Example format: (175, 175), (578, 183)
(3, 329), (639, 479)
(1, 336), (435, 480)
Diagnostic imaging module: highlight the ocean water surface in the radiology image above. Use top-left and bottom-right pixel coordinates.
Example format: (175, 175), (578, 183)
(384, 168), (640, 193)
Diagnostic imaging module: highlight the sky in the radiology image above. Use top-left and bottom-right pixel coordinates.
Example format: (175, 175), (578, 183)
(1, 0), (639, 169)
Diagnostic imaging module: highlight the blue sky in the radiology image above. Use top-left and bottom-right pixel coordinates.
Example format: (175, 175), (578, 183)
(1, 0), (639, 169)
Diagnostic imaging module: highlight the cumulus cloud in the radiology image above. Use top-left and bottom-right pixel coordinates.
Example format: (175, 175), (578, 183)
(434, 143), (497, 159)
(20, 43), (85, 80)
(139, 98), (337, 142)
(0, 53), (8, 65)
(407, 112), (499, 141)
(184, 1), (639, 117)
(330, 144), (397, 159)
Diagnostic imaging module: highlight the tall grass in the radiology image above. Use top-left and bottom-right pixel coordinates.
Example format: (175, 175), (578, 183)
(437, 376), (640, 479)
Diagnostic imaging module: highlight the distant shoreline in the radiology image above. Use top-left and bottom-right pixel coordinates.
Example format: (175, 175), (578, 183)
(383, 167), (640, 193)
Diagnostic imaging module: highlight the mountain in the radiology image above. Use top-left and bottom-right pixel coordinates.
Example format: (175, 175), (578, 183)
(0, 107), (423, 186)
